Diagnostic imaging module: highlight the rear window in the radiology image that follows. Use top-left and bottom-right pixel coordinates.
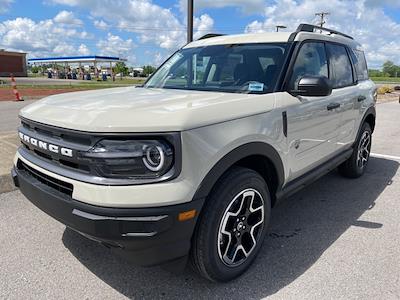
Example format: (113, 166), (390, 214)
(350, 49), (369, 81)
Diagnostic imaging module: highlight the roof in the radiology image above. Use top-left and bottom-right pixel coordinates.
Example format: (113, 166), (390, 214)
(184, 28), (360, 50)
(0, 50), (27, 55)
(28, 55), (127, 64)
(294, 31), (360, 49)
(184, 32), (292, 48)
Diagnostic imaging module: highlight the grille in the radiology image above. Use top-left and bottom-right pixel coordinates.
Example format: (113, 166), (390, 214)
(21, 119), (92, 146)
(20, 119), (93, 174)
(18, 160), (73, 197)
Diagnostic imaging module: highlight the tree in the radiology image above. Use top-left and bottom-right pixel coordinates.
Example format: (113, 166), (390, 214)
(31, 66), (40, 74)
(382, 61), (400, 77)
(114, 62), (129, 76)
(142, 65), (156, 77)
(368, 69), (383, 77)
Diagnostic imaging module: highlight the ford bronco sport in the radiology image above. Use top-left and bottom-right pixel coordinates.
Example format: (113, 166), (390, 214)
(12, 24), (376, 282)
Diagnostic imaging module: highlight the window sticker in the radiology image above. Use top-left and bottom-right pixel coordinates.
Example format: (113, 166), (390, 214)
(248, 82), (264, 92)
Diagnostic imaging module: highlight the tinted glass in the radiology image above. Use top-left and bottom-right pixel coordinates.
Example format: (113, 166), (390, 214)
(289, 42), (328, 90)
(145, 43), (288, 94)
(327, 44), (354, 88)
(350, 49), (368, 81)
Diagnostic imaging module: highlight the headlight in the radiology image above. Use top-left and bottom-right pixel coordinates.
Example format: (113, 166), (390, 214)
(143, 145), (165, 171)
(84, 139), (174, 180)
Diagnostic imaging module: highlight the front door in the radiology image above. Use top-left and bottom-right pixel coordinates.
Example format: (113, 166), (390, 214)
(283, 41), (341, 181)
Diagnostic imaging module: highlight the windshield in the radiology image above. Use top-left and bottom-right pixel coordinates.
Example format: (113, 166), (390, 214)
(144, 43), (288, 94)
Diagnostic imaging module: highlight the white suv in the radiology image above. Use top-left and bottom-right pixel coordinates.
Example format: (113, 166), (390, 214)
(12, 24), (376, 282)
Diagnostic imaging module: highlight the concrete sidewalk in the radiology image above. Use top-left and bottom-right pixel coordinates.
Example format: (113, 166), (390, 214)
(0, 132), (18, 193)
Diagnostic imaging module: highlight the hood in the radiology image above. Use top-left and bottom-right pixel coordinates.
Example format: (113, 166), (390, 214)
(20, 86), (276, 132)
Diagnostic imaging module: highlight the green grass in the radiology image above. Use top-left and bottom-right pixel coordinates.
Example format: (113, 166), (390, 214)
(371, 77), (400, 83)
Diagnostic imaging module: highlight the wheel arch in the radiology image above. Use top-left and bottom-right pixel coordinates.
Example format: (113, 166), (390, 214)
(192, 142), (285, 207)
(362, 106), (376, 133)
(350, 106), (375, 150)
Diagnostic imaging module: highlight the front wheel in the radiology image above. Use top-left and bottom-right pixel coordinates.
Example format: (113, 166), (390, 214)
(339, 122), (372, 178)
(191, 167), (271, 282)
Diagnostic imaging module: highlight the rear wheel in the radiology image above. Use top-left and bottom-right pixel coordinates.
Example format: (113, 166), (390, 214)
(191, 167), (271, 282)
(339, 122), (372, 178)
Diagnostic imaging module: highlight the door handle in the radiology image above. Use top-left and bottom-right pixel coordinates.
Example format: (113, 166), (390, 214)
(327, 102), (340, 111)
(357, 95), (366, 102)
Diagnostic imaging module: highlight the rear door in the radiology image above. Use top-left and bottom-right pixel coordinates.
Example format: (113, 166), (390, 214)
(284, 41), (340, 180)
(347, 48), (374, 141)
(325, 43), (359, 151)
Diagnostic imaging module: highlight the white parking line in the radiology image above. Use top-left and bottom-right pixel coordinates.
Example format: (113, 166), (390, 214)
(371, 153), (400, 161)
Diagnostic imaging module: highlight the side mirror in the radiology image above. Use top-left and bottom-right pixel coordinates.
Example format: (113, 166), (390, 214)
(292, 76), (332, 97)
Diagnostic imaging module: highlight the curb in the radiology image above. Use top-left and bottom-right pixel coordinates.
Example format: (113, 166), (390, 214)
(0, 132), (19, 194)
(0, 173), (16, 194)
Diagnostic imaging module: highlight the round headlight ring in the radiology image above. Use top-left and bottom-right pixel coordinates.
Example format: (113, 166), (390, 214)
(143, 145), (165, 172)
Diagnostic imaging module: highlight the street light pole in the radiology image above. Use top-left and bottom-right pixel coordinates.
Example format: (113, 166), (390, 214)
(187, 0), (194, 43)
(275, 25), (287, 32)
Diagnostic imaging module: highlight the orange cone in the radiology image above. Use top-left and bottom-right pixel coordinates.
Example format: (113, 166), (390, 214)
(10, 74), (23, 101)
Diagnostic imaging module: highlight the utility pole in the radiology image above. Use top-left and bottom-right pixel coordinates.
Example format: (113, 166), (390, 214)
(275, 25), (287, 32)
(187, 0), (194, 43)
(315, 12), (330, 27)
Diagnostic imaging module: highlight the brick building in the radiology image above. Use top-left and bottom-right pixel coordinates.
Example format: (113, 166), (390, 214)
(0, 50), (27, 77)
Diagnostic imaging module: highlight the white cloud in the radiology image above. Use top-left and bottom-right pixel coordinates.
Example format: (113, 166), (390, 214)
(93, 19), (110, 30)
(53, 10), (83, 26)
(97, 33), (136, 63)
(78, 43), (90, 55)
(193, 14), (214, 39)
(48, 0), (80, 5)
(48, 0), (214, 50)
(179, 0), (265, 14)
(0, 17), (91, 58)
(153, 52), (164, 67)
(365, 0), (400, 7)
(245, 0), (400, 68)
(52, 42), (75, 56)
(0, 0), (13, 13)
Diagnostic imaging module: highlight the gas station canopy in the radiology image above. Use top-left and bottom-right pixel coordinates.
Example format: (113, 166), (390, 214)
(28, 55), (127, 64)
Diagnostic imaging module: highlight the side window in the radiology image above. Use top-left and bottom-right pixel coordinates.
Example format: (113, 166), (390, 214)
(350, 49), (368, 81)
(326, 44), (354, 88)
(289, 42), (328, 90)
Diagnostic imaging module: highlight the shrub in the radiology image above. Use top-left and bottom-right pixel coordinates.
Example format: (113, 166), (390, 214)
(377, 86), (394, 94)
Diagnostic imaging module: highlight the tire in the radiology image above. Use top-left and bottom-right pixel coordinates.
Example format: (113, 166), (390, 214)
(338, 122), (372, 178)
(191, 167), (271, 282)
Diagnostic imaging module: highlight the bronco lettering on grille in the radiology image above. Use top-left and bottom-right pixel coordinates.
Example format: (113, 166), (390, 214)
(19, 132), (73, 157)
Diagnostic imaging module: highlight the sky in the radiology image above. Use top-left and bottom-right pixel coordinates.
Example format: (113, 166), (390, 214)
(0, 0), (399, 68)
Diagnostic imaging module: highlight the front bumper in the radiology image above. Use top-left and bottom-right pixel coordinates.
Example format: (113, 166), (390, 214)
(12, 163), (204, 266)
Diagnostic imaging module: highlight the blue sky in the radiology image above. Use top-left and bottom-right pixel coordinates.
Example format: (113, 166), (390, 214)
(0, 0), (400, 68)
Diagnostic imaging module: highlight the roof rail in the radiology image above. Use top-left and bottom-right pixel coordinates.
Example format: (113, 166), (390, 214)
(296, 23), (354, 40)
(197, 33), (225, 40)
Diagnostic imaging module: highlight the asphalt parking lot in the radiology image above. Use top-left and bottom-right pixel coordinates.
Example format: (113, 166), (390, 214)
(1, 101), (399, 299)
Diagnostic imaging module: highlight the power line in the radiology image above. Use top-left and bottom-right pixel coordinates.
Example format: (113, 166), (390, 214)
(0, 13), (245, 33)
